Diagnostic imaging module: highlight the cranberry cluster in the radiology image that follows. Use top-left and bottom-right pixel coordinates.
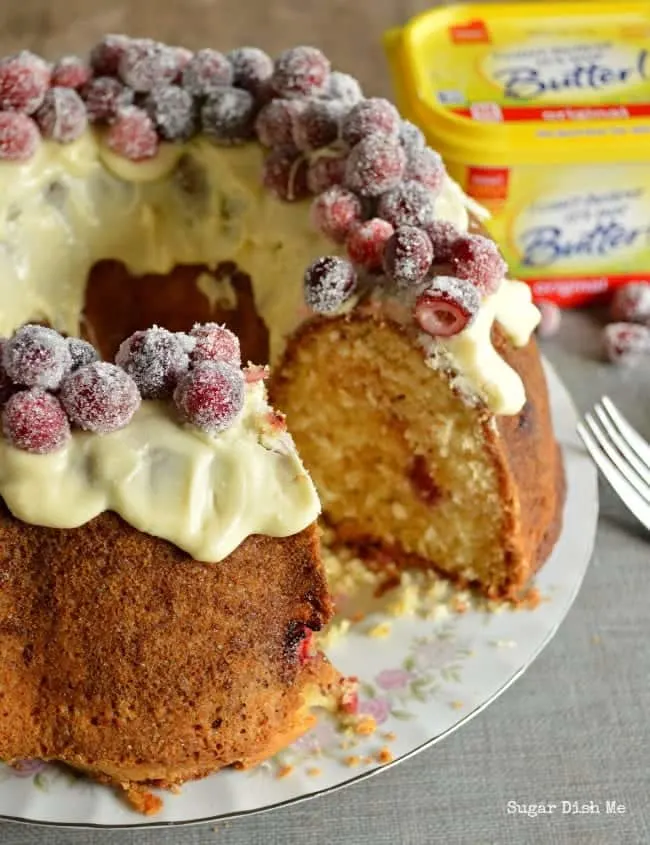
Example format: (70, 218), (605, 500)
(603, 283), (650, 365)
(0, 322), (250, 454)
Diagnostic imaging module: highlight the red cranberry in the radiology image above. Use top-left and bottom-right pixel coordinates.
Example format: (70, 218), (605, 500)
(377, 180), (436, 228)
(35, 87), (87, 143)
(271, 46), (330, 98)
(106, 106), (159, 161)
(311, 186), (363, 243)
(190, 323), (241, 367)
(292, 99), (342, 152)
(0, 51), (50, 114)
(118, 39), (178, 93)
(344, 135), (406, 197)
(90, 35), (131, 77)
(201, 87), (256, 145)
(227, 47), (273, 95)
(306, 151), (347, 193)
(3, 325), (72, 390)
(536, 302), (562, 338)
(603, 323), (650, 365)
(82, 77), (134, 123)
(346, 218), (394, 271)
(610, 282), (650, 325)
(60, 362), (141, 433)
(304, 256), (357, 313)
(449, 234), (506, 296)
(2, 388), (70, 454)
(115, 327), (190, 399)
(325, 71), (363, 105)
(342, 97), (400, 146)
(414, 276), (481, 338)
(181, 48), (233, 97)
(67, 338), (99, 371)
(171, 47), (194, 83)
(51, 56), (91, 90)
(404, 147), (445, 193)
(174, 361), (245, 433)
(399, 120), (425, 152)
(262, 145), (309, 201)
(423, 220), (461, 263)
(255, 98), (303, 147)
(145, 84), (195, 141)
(0, 112), (40, 161)
(383, 225), (434, 286)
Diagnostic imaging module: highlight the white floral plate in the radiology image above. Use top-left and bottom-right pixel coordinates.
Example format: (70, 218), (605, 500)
(0, 361), (598, 830)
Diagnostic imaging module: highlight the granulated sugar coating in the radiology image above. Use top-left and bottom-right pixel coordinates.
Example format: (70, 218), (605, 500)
(106, 106), (158, 160)
(67, 338), (100, 371)
(82, 76), (134, 123)
(227, 47), (273, 95)
(60, 362), (141, 433)
(344, 135), (406, 197)
(90, 35), (130, 77)
(190, 323), (241, 367)
(307, 152), (347, 194)
(292, 100), (343, 152)
(262, 145), (309, 201)
(35, 87), (88, 143)
(311, 186), (363, 243)
(173, 361), (245, 433)
(342, 97), (400, 146)
(414, 275), (481, 338)
(424, 220), (462, 263)
(404, 147), (445, 193)
(0, 51), (51, 113)
(450, 234), (506, 296)
(304, 256), (357, 313)
(181, 49), (233, 98)
(271, 46), (330, 99)
(603, 322), (650, 365)
(346, 218), (394, 271)
(51, 56), (92, 91)
(398, 119), (425, 152)
(383, 225), (433, 286)
(201, 87), (256, 144)
(0, 112), (40, 161)
(255, 98), (304, 148)
(2, 325), (72, 390)
(118, 39), (179, 93)
(145, 85), (195, 141)
(2, 388), (71, 455)
(326, 71), (363, 105)
(116, 327), (190, 399)
(610, 282), (650, 325)
(377, 180), (436, 228)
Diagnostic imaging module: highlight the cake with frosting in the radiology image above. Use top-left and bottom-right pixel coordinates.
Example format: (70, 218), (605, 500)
(0, 34), (564, 807)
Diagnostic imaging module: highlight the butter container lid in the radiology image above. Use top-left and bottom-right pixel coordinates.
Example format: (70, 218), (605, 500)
(385, 1), (650, 164)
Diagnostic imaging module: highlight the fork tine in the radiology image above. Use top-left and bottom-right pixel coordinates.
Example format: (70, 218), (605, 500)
(577, 422), (650, 530)
(594, 403), (650, 489)
(585, 413), (650, 503)
(602, 396), (650, 470)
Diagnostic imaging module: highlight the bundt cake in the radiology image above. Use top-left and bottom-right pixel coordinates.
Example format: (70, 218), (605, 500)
(0, 35), (565, 807)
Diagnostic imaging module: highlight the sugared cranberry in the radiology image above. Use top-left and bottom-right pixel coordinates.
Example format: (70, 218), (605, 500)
(311, 186), (363, 243)
(255, 98), (303, 147)
(171, 47), (193, 82)
(603, 323), (650, 365)
(346, 218), (394, 271)
(51, 56), (92, 90)
(201, 87), (256, 145)
(35, 87), (87, 143)
(106, 106), (159, 161)
(60, 362), (141, 433)
(262, 145), (309, 201)
(116, 327), (190, 399)
(399, 120), (425, 152)
(0, 51), (50, 114)
(306, 152), (347, 194)
(325, 71), (363, 105)
(304, 256), (357, 313)
(536, 302), (562, 339)
(67, 338), (99, 371)
(2, 388), (70, 454)
(144, 84), (195, 141)
(292, 99), (342, 152)
(610, 282), (650, 325)
(118, 39), (178, 93)
(342, 97), (400, 146)
(181, 48), (233, 97)
(227, 47), (273, 95)
(174, 361), (245, 433)
(3, 325), (72, 390)
(0, 112), (40, 161)
(383, 225), (433, 286)
(190, 323), (241, 367)
(271, 46), (330, 98)
(0, 339), (15, 405)
(423, 220), (461, 263)
(414, 276), (481, 338)
(377, 180), (436, 228)
(404, 147), (445, 193)
(90, 34), (131, 77)
(82, 76), (134, 123)
(344, 135), (406, 197)
(449, 234), (506, 296)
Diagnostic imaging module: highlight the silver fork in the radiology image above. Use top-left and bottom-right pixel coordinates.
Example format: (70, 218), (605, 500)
(577, 396), (650, 531)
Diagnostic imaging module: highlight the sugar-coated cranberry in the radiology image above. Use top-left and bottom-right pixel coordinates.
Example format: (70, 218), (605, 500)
(292, 99), (343, 152)
(35, 87), (87, 143)
(67, 338), (100, 371)
(610, 282), (650, 325)
(51, 56), (92, 90)
(115, 326), (190, 399)
(90, 34), (131, 77)
(181, 48), (233, 97)
(414, 276), (481, 338)
(377, 180), (436, 228)
(404, 147), (445, 193)
(399, 120), (425, 152)
(383, 225), (433, 286)
(304, 256), (357, 313)
(144, 84), (195, 141)
(603, 322), (650, 365)
(325, 71), (363, 105)
(344, 135), (406, 197)
(311, 186), (363, 243)
(174, 361), (245, 433)
(227, 47), (273, 95)
(0, 339), (15, 405)
(0, 51), (50, 114)
(271, 46), (330, 98)
(536, 302), (562, 339)
(306, 151), (347, 194)
(201, 87), (256, 145)
(118, 39), (179, 93)
(2, 388), (70, 454)
(262, 145), (309, 201)
(342, 97), (400, 146)
(449, 234), (506, 296)
(106, 106), (159, 160)
(60, 362), (141, 433)
(346, 218), (394, 271)
(0, 112), (40, 161)
(82, 76), (134, 123)
(190, 323), (241, 367)
(255, 98), (304, 147)
(3, 325), (72, 390)
(423, 220), (461, 263)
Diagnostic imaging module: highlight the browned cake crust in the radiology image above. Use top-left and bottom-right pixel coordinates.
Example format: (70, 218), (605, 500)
(0, 510), (338, 790)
